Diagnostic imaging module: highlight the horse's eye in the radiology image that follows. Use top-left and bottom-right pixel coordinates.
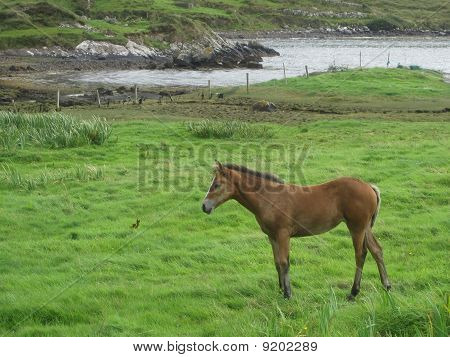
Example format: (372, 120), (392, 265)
(213, 183), (220, 190)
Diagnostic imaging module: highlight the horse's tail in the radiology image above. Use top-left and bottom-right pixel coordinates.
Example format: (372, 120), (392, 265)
(369, 184), (381, 228)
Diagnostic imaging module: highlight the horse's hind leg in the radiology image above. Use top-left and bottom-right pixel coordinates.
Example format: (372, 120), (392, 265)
(366, 229), (391, 290)
(348, 227), (368, 301)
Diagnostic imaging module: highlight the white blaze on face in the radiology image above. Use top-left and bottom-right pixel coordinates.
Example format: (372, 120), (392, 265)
(202, 178), (225, 214)
(202, 198), (215, 213)
(202, 177), (217, 213)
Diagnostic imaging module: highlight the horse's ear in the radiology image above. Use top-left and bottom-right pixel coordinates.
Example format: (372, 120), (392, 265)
(214, 161), (226, 176)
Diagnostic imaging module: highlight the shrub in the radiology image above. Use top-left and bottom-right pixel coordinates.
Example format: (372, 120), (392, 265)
(327, 64), (348, 72)
(367, 18), (400, 31)
(397, 64), (423, 70)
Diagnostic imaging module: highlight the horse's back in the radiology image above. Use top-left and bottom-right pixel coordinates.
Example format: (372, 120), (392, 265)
(288, 177), (377, 235)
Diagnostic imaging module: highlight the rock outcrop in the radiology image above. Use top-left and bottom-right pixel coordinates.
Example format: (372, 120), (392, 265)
(168, 32), (279, 68)
(1, 32), (279, 70)
(74, 40), (168, 59)
(75, 40), (130, 57)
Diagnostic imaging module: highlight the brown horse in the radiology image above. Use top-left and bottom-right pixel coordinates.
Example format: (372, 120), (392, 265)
(202, 162), (391, 299)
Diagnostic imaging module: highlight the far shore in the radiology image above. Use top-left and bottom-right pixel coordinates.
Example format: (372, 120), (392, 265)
(219, 28), (449, 40)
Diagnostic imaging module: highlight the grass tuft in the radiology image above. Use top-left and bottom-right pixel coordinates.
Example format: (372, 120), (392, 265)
(186, 119), (274, 139)
(318, 288), (338, 336)
(357, 290), (449, 337)
(1, 164), (105, 190)
(426, 294), (449, 337)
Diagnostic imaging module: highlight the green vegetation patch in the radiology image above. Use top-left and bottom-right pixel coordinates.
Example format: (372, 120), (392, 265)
(0, 1), (81, 30)
(222, 68), (450, 113)
(186, 119), (274, 139)
(260, 68), (450, 98)
(1, 163), (105, 191)
(0, 111), (112, 149)
(1, 1), (448, 50)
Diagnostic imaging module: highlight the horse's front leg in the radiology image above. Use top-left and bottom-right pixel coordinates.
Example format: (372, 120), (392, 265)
(271, 232), (291, 299)
(269, 238), (282, 290)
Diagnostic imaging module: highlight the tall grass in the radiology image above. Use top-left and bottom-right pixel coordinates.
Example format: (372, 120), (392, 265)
(425, 294), (449, 337)
(186, 119), (274, 139)
(357, 289), (449, 337)
(0, 111), (112, 149)
(1, 164), (105, 190)
(318, 288), (338, 336)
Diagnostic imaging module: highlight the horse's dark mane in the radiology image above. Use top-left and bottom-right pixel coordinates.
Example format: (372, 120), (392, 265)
(223, 163), (284, 184)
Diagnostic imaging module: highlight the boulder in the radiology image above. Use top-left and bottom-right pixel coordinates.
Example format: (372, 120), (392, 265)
(75, 40), (129, 57)
(74, 40), (171, 64)
(126, 40), (160, 58)
(252, 100), (277, 112)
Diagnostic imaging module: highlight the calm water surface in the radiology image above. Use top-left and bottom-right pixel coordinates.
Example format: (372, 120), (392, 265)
(46, 37), (450, 87)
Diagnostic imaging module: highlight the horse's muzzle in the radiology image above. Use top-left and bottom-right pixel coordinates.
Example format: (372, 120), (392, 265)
(202, 203), (212, 214)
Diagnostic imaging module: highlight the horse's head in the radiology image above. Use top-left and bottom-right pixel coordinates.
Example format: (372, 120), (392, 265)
(202, 161), (235, 214)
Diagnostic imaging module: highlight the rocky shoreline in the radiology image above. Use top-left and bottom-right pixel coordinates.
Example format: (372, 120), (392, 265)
(0, 32), (279, 74)
(0, 31), (280, 108)
(1, 27), (447, 76)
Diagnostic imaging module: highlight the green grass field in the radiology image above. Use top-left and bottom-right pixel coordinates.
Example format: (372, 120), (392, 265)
(0, 0), (448, 49)
(238, 68), (450, 113)
(0, 68), (449, 336)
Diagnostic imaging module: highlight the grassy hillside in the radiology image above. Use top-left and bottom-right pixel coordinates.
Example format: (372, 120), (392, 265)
(259, 68), (450, 97)
(0, 0), (449, 50)
(239, 67), (450, 113)
(176, 67), (449, 117)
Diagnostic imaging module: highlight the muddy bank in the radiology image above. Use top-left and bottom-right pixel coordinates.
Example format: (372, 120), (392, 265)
(0, 77), (194, 111)
(0, 56), (171, 76)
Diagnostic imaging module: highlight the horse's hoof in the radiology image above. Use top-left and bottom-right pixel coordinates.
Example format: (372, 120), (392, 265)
(283, 291), (292, 299)
(347, 294), (356, 302)
(385, 283), (392, 291)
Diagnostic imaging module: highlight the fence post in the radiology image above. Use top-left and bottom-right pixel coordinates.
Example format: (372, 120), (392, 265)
(359, 51), (362, 68)
(96, 90), (101, 108)
(246, 73), (249, 94)
(134, 84), (138, 104)
(283, 62), (287, 84)
(387, 52), (390, 68)
(56, 89), (60, 111)
(208, 80), (211, 99)
(305, 65), (309, 78)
